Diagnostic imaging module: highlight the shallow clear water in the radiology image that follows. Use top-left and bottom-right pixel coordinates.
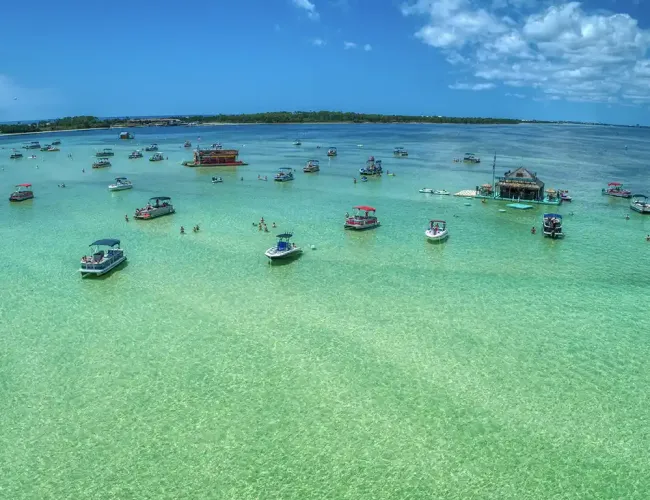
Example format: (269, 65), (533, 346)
(1, 124), (649, 498)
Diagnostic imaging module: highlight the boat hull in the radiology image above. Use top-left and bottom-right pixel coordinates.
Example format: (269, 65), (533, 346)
(425, 229), (449, 241)
(80, 256), (127, 277)
(9, 194), (34, 202)
(265, 247), (303, 260)
(630, 204), (650, 214)
(543, 230), (564, 239)
(344, 220), (380, 230)
(108, 184), (133, 191)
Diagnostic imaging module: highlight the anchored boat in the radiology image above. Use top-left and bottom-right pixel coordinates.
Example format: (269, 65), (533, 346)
(359, 156), (383, 176)
(327, 147), (338, 157)
(602, 182), (631, 198)
(9, 150), (23, 159)
(9, 183), (34, 202)
(393, 147), (408, 157)
(145, 144), (159, 152)
(303, 159), (320, 172)
(79, 239), (126, 277)
(182, 145), (246, 167)
(128, 150), (143, 159)
(119, 131), (135, 139)
(22, 141), (41, 149)
(265, 233), (303, 260)
(630, 194), (650, 214)
(463, 153), (480, 163)
(108, 177), (133, 191)
(344, 205), (380, 230)
(293, 139), (302, 146)
(149, 153), (164, 162)
(96, 148), (114, 158)
(134, 196), (175, 219)
(425, 219), (449, 242)
(542, 213), (564, 238)
(211, 176), (223, 183)
(93, 158), (111, 168)
(274, 167), (294, 182)
(183, 141), (192, 148)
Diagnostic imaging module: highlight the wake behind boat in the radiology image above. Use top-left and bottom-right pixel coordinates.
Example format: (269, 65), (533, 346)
(79, 238), (126, 277)
(265, 233), (303, 260)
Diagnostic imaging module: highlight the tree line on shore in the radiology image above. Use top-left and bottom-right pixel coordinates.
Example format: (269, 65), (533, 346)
(1, 111), (551, 134)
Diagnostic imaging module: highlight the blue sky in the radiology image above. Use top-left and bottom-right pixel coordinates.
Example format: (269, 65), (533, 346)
(0, 0), (649, 124)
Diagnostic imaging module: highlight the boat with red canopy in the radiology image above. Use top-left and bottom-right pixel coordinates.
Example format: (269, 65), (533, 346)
(344, 205), (380, 230)
(602, 182), (631, 198)
(9, 183), (34, 202)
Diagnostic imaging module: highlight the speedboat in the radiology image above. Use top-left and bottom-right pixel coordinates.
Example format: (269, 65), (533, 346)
(359, 156), (382, 176)
(128, 150), (143, 159)
(145, 144), (159, 152)
(327, 147), (337, 157)
(303, 159), (320, 172)
(425, 219), (449, 242)
(602, 182), (631, 198)
(93, 158), (111, 168)
(293, 139), (302, 146)
(22, 141), (40, 149)
(630, 194), (650, 214)
(344, 205), (380, 230)
(51, 140), (61, 145)
(560, 190), (572, 202)
(463, 153), (480, 163)
(542, 213), (564, 238)
(433, 190), (450, 195)
(393, 147), (408, 157)
(108, 177), (133, 191)
(9, 151), (23, 159)
(265, 233), (303, 260)
(40, 144), (52, 151)
(211, 176), (223, 183)
(96, 148), (114, 157)
(149, 153), (164, 162)
(419, 188), (434, 194)
(79, 239), (126, 277)
(183, 141), (192, 148)
(274, 167), (294, 182)
(9, 183), (34, 202)
(134, 196), (175, 219)
(46, 145), (60, 152)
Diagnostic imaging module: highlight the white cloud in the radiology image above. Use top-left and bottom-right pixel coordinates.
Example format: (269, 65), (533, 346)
(0, 75), (59, 121)
(344, 41), (357, 49)
(311, 38), (326, 46)
(363, 44), (372, 51)
(449, 82), (495, 90)
(505, 92), (526, 98)
(402, 1), (650, 106)
(292, 0), (319, 20)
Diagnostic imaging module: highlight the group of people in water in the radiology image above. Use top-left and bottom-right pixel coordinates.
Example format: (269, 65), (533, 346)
(179, 225), (200, 234)
(255, 217), (276, 232)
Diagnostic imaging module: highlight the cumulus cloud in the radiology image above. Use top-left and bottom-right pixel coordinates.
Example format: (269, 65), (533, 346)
(363, 44), (372, 51)
(402, 0), (650, 105)
(344, 41), (357, 49)
(292, 0), (319, 20)
(312, 38), (326, 46)
(449, 82), (495, 90)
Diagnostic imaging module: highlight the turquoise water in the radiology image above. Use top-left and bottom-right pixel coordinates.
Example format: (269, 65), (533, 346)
(1, 124), (649, 498)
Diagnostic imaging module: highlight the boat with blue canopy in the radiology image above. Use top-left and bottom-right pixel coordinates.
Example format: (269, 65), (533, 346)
(542, 213), (564, 238)
(359, 156), (383, 176)
(265, 233), (302, 260)
(79, 239), (126, 277)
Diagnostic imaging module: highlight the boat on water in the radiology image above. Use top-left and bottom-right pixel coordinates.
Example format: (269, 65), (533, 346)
(425, 219), (449, 242)
(274, 167), (294, 182)
(145, 144), (159, 152)
(183, 141), (192, 148)
(96, 148), (114, 158)
(40, 144), (52, 151)
(108, 177), (133, 191)
(22, 141), (41, 149)
(542, 213), (564, 238)
(344, 205), (380, 230)
(45, 145), (60, 152)
(79, 239), (126, 277)
(10, 151), (23, 159)
(265, 233), (303, 261)
(149, 153), (164, 162)
(51, 139), (61, 145)
(93, 158), (111, 168)
(630, 194), (650, 214)
(420, 188), (434, 194)
(327, 147), (338, 157)
(210, 143), (223, 150)
(393, 147), (408, 157)
(602, 182), (631, 198)
(134, 196), (175, 220)
(128, 150), (143, 159)
(303, 159), (320, 172)
(119, 131), (135, 140)
(560, 190), (572, 202)
(211, 176), (223, 183)
(9, 183), (34, 202)
(463, 153), (480, 164)
(293, 139), (302, 146)
(359, 156), (383, 176)
(182, 146), (246, 167)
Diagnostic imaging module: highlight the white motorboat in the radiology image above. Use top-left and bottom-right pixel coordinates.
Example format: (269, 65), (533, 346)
(145, 144), (159, 152)
(134, 196), (175, 219)
(129, 150), (143, 159)
(630, 194), (650, 214)
(79, 238), (126, 277)
(425, 219), (449, 242)
(108, 177), (133, 191)
(211, 176), (223, 183)
(265, 232), (303, 261)
(542, 213), (564, 238)
(419, 188), (434, 193)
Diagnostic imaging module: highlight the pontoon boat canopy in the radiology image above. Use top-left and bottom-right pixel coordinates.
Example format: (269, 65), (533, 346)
(277, 233), (293, 238)
(16, 183), (32, 187)
(90, 239), (120, 247)
(354, 205), (376, 211)
(150, 196), (171, 201)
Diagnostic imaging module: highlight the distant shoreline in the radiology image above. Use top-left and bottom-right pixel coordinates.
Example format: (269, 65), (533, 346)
(0, 127), (112, 137)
